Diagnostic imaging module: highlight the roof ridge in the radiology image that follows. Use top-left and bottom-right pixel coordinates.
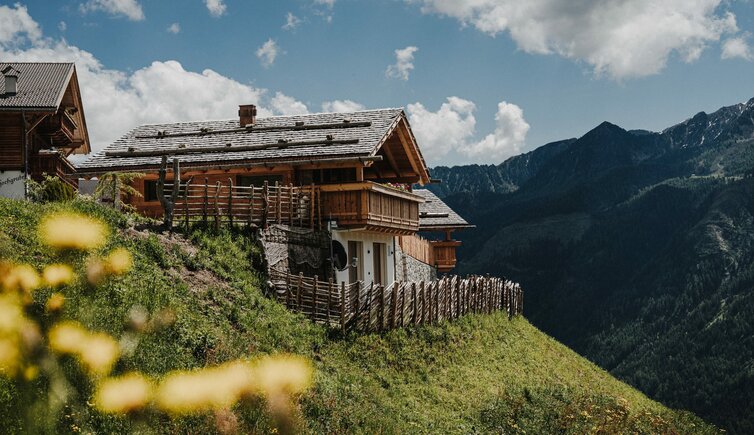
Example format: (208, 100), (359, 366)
(129, 107), (404, 128)
(0, 62), (74, 66)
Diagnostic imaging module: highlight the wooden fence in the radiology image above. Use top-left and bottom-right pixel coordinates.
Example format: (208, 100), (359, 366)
(397, 234), (434, 265)
(163, 180), (321, 231)
(269, 270), (523, 333)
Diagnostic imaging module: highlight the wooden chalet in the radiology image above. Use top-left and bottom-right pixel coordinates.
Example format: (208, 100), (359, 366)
(0, 62), (90, 198)
(77, 105), (472, 282)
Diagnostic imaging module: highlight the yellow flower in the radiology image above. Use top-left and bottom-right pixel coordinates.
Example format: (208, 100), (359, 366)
(46, 293), (66, 313)
(79, 333), (120, 376)
(48, 321), (88, 354)
(0, 294), (24, 333)
(23, 365), (39, 381)
(1, 264), (40, 293)
(155, 361), (255, 414)
(42, 264), (74, 287)
(105, 248), (132, 275)
(254, 355), (313, 397)
(39, 212), (107, 251)
(0, 337), (20, 377)
(94, 373), (152, 414)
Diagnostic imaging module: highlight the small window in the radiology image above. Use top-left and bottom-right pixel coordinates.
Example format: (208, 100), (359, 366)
(237, 174), (284, 187)
(144, 180), (158, 202)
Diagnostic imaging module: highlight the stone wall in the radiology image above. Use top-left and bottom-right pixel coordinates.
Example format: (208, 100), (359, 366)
(395, 241), (436, 283)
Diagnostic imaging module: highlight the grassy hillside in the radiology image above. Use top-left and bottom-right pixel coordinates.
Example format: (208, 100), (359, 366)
(0, 198), (717, 433)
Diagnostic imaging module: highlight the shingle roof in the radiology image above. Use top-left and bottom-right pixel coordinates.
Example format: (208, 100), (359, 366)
(76, 108), (406, 173)
(0, 62), (74, 110)
(414, 189), (474, 230)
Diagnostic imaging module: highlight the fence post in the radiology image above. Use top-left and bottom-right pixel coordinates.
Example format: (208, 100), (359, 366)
(285, 272), (291, 308)
(309, 183), (315, 228)
(378, 282), (384, 332)
(288, 183), (294, 225)
(297, 272), (303, 311)
(366, 282), (374, 333)
(412, 282), (417, 325)
(419, 281), (425, 325)
(313, 276), (319, 322)
(400, 282), (406, 327)
(275, 181), (282, 224)
(340, 281), (347, 333)
(183, 176), (193, 233)
(203, 177), (208, 226)
(249, 186), (255, 226)
(213, 181), (221, 232)
(354, 282), (361, 331)
(327, 278), (333, 325)
(227, 177), (234, 228)
(262, 180), (269, 229)
(390, 282), (400, 329)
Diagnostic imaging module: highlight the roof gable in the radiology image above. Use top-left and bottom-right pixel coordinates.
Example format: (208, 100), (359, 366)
(0, 62), (74, 110)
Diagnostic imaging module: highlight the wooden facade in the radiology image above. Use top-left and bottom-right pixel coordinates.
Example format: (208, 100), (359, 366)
(0, 63), (89, 190)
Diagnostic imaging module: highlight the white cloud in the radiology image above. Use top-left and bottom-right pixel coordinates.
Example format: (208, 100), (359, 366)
(0, 6), (308, 152)
(721, 36), (753, 61)
(385, 46), (418, 81)
(406, 97), (528, 165)
(270, 92), (309, 116)
(314, 0), (336, 8)
(256, 39), (280, 68)
(166, 23), (181, 34)
(79, 0), (145, 21)
(467, 102), (529, 162)
(283, 12), (302, 31)
(321, 100), (366, 113)
(0, 4), (41, 43)
(58, 21), (67, 32)
(204, 0), (226, 17)
(408, 0), (742, 80)
(407, 97), (477, 161)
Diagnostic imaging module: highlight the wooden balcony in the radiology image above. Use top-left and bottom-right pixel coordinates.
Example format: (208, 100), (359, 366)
(30, 152), (77, 188)
(40, 111), (80, 148)
(319, 182), (423, 235)
(431, 240), (462, 273)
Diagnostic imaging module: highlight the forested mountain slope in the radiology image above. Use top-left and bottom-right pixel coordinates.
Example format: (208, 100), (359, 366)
(429, 97), (754, 433)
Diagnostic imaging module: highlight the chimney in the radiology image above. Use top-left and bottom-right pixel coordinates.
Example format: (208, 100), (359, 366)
(2, 66), (19, 96)
(239, 104), (257, 127)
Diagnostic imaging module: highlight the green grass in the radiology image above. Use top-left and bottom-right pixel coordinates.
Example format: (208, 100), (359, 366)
(0, 197), (718, 433)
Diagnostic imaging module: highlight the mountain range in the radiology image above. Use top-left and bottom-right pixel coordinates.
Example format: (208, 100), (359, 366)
(428, 97), (754, 433)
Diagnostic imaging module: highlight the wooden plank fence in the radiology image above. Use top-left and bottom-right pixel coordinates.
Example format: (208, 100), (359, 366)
(269, 270), (523, 333)
(163, 180), (320, 231)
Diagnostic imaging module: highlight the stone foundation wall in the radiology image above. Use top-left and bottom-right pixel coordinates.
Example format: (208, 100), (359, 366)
(395, 242), (436, 283)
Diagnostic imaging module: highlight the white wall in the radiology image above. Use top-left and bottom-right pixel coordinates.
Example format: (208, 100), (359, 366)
(332, 229), (397, 286)
(0, 171), (26, 200)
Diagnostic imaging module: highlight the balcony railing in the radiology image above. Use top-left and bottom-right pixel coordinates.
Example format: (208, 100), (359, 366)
(41, 111), (79, 148)
(30, 152), (76, 188)
(318, 182), (423, 235)
(160, 180), (423, 235)
(430, 240), (462, 273)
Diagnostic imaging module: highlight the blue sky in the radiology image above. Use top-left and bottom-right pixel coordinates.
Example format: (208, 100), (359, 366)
(2, 0), (754, 166)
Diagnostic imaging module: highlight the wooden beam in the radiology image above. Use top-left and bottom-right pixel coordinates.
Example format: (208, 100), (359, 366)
(381, 140), (402, 178)
(105, 138), (360, 157)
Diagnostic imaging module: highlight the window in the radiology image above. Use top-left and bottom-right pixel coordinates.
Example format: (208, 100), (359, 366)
(144, 180), (158, 202)
(237, 174), (284, 188)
